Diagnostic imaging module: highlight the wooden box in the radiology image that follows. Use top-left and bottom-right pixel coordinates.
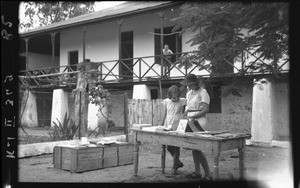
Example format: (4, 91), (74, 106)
(53, 143), (134, 173)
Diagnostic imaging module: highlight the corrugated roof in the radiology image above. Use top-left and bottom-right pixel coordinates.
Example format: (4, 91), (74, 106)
(20, 1), (183, 37)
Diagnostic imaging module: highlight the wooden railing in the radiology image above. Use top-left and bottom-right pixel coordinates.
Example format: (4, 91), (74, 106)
(18, 50), (289, 89)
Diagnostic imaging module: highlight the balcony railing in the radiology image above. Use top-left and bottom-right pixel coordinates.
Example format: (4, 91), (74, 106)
(19, 51), (289, 89)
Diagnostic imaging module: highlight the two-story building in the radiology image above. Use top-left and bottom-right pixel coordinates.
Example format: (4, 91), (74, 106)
(18, 1), (290, 144)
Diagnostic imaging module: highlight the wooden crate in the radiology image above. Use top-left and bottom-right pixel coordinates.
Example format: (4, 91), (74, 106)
(53, 143), (134, 173)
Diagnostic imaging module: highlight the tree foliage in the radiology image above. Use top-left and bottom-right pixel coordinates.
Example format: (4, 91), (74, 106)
(20, 2), (95, 31)
(173, 2), (289, 75)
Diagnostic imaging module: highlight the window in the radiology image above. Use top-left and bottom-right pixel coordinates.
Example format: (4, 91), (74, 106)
(150, 88), (159, 99)
(208, 85), (221, 113)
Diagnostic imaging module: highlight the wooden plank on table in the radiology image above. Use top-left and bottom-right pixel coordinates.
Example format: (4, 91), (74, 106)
(220, 139), (244, 151)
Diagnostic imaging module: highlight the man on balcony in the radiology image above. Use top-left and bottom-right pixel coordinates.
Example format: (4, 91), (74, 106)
(163, 44), (173, 77)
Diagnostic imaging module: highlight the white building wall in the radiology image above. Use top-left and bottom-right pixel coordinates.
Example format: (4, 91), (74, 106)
(60, 27), (82, 67)
(22, 52), (59, 70)
(59, 8), (204, 80)
(273, 82), (290, 140)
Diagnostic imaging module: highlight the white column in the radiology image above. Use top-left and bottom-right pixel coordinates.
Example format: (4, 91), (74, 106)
(251, 78), (276, 143)
(20, 91), (38, 127)
(132, 84), (151, 99)
(51, 89), (69, 127)
(87, 102), (100, 130)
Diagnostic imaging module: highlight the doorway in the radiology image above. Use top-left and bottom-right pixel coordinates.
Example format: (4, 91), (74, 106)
(154, 26), (182, 63)
(120, 31), (133, 80)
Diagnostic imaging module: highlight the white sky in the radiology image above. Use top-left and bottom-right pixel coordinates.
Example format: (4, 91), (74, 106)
(19, 1), (126, 32)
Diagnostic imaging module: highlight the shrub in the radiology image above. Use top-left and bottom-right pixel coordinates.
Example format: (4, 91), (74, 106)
(49, 112), (78, 141)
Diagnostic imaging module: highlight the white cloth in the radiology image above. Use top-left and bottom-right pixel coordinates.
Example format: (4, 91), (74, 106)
(163, 49), (173, 58)
(162, 98), (186, 130)
(186, 87), (210, 130)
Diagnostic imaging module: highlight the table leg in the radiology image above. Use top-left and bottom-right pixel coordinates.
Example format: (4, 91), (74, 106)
(161, 145), (166, 173)
(238, 139), (246, 180)
(133, 132), (139, 176)
(213, 143), (220, 180)
(213, 154), (220, 179)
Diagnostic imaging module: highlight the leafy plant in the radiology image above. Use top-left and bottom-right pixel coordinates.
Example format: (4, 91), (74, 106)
(172, 2), (288, 75)
(49, 112), (78, 141)
(87, 83), (113, 137)
(20, 2), (95, 32)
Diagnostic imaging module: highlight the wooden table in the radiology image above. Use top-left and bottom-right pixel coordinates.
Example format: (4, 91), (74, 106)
(131, 128), (251, 180)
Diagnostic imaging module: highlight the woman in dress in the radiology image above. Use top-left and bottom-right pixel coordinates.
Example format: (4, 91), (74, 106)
(180, 74), (212, 180)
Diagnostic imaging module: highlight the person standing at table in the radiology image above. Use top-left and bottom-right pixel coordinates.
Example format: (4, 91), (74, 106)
(161, 85), (186, 175)
(180, 74), (212, 180)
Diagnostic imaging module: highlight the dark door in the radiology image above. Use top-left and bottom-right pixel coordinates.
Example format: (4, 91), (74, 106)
(69, 51), (78, 71)
(120, 31), (133, 80)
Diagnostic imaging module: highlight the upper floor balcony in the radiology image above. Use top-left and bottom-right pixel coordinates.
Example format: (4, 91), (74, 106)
(18, 49), (289, 90)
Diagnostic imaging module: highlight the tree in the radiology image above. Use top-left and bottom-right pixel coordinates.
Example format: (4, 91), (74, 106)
(173, 2), (289, 76)
(19, 2), (95, 31)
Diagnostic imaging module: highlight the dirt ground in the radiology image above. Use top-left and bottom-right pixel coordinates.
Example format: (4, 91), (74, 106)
(17, 127), (294, 187)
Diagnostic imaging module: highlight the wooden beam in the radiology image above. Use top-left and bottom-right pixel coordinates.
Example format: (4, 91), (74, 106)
(124, 93), (129, 142)
(24, 38), (30, 76)
(74, 68), (89, 139)
(50, 32), (57, 67)
(82, 26), (87, 64)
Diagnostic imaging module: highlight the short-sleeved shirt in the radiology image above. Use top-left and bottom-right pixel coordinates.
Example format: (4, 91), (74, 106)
(163, 49), (173, 58)
(186, 87), (210, 129)
(162, 98), (186, 130)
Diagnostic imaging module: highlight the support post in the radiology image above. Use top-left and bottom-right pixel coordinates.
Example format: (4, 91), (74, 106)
(251, 78), (275, 142)
(20, 90), (38, 127)
(51, 89), (69, 128)
(238, 139), (246, 180)
(24, 38), (30, 75)
(161, 145), (166, 173)
(133, 131), (139, 176)
(50, 32), (57, 67)
(159, 11), (165, 78)
(118, 20), (123, 60)
(213, 143), (221, 180)
(82, 26), (86, 64)
(74, 69), (89, 139)
(124, 93), (129, 142)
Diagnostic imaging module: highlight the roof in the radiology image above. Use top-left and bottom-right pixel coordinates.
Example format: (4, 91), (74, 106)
(20, 1), (183, 37)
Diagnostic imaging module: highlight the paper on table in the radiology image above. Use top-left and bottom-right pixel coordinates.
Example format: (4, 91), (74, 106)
(177, 119), (188, 132)
(214, 133), (236, 138)
(192, 130), (229, 135)
(96, 140), (116, 145)
(142, 126), (167, 132)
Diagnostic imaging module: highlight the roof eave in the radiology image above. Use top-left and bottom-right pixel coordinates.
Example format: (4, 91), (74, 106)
(19, 1), (183, 38)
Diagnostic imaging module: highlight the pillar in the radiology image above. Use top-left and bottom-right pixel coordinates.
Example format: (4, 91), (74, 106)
(87, 102), (100, 130)
(20, 91), (38, 127)
(132, 84), (151, 99)
(51, 89), (69, 127)
(251, 78), (276, 143)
